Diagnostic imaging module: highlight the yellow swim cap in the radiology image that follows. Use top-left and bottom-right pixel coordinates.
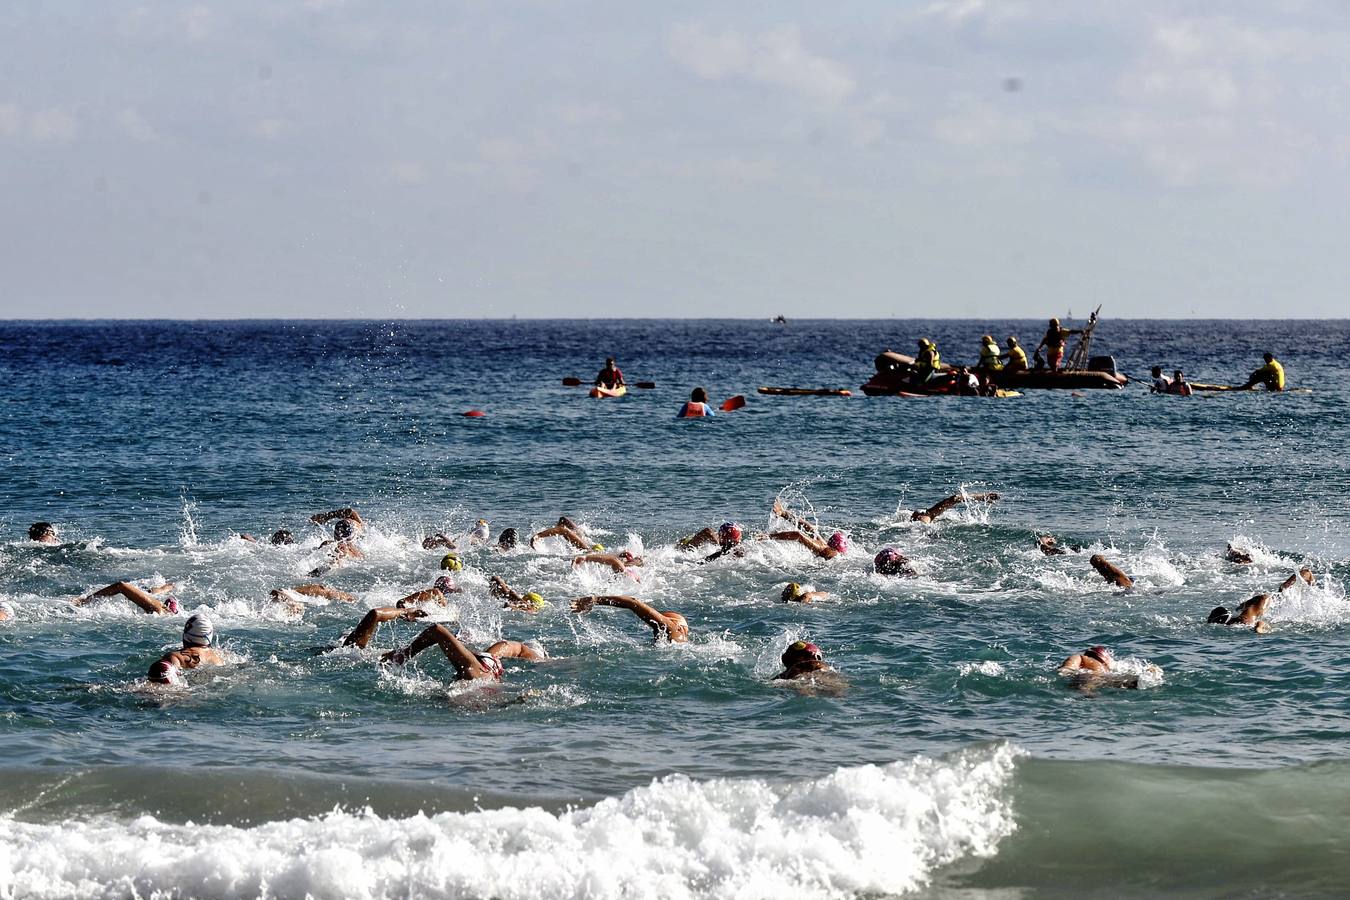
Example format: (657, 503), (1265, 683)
(591, 543), (604, 552)
(440, 553), (463, 571)
(523, 592), (547, 609)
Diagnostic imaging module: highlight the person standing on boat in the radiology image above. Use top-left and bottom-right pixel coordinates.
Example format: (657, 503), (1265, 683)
(1000, 337), (1028, 372)
(1035, 318), (1082, 372)
(976, 335), (1003, 374)
(1239, 353), (1285, 392)
(595, 358), (625, 390)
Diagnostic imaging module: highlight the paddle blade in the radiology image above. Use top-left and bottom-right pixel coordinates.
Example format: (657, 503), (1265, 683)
(721, 395), (746, 412)
(562, 377), (583, 386)
(635, 381), (656, 389)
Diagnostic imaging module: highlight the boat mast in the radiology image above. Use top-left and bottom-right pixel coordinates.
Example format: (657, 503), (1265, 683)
(1065, 305), (1101, 371)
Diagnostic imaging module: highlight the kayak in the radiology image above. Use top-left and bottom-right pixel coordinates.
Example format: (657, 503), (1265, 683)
(757, 387), (852, 397)
(589, 385), (627, 398)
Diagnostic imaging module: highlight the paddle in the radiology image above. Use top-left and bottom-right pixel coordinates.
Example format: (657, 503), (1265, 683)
(563, 377), (655, 389)
(720, 394), (746, 412)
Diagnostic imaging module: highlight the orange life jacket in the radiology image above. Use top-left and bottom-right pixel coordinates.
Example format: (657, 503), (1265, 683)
(680, 402), (709, 418)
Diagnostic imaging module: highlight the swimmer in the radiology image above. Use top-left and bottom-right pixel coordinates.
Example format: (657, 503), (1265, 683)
(306, 538), (364, 577)
(573, 551), (644, 578)
(1038, 535), (1067, 556)
(773, 640), (833, 680)
(1207, 594), (1273, 634)
(382, 624), (540, 679)
(439, 553), (464, 572)
(531, 517), (593, 551)
(422, 533), (457, 550)
(1278, 567), (1316, 592)
(269, 583), (358, 614)
(874, 548), (917, 577)
(396, 576), (462, 608)
(147, 614), (226, 685)
(1224, 543), (1254, 565)
(497, 528), (520, 551)
(701, 523), (746, 563)
(769, 529), (848, 560)
(1058, 644), (1115, 675)
(469, 519), (490, 543)
(1089, 554), (1134, 588)
(1149, 366), (1172, 393)
(780, 582), (829, 603)
(27, 522), (59, 544)
(489, 575), (548, 614)
(571, 595), (689, 643)
(270, 529), (296, 545)
(74, 581), (180, 615)
(910, 491), (1000, 524)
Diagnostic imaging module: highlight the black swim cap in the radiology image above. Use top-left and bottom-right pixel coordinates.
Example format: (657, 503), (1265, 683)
(333, 519), (356, 540)
(271, 529), (295, 545)
(498, 527), (519, 550)
(1207, 606), (1233, 625)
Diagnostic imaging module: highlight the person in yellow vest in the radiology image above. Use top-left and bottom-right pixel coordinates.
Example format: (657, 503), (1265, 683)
(912, 338), (942, 384)
(1240, 352), (1285, 391)
(1000, 336), (1028, 372)
(976, 335), (1003, 373)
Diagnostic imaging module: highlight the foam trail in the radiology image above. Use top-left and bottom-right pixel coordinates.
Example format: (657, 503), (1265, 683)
(0, 746), (1019, 900)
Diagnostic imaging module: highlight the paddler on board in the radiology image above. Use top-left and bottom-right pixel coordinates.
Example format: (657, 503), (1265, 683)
(1239, 352), (1285, 391)
(595, 357), (625, 390)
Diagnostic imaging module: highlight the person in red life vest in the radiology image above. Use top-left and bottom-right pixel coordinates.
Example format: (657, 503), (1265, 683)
(1035, 318), (1082, 372)
(595, 357), (625, 390)
(676, 387), (714, 418)
(1166, 369), (1193, 396)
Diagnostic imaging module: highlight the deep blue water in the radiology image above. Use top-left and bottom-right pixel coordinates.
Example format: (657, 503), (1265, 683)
(1, 319), (1347, 898)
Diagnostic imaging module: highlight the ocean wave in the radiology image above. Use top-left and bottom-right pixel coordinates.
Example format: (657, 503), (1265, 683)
(0, 745), (1019, 900)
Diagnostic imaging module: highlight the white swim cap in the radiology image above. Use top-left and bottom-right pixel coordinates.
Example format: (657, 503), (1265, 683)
(523, 639), (548, 659)
(182, 613), (214, 647)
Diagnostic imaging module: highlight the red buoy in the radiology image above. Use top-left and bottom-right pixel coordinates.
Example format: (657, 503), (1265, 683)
(463, 409), (486, 417)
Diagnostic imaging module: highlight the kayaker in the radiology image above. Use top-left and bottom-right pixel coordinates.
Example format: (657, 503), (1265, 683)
(1240, 353), (1285, 391)
(676, 387), (714, 418)
(571, 595), (689, 643)
(595, 357), (625, 390)
(1149, 366), (1172, 393)
(976, 335), (1003, 373)
(1166, 369), (1193, 396)
(1035, 318), (1082, 372)
(1001, 336), (1028, 372)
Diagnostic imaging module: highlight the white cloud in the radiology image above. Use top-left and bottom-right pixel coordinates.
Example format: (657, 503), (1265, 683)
(117, 108), (158, 142)
(28, 108), (78, 143)
(386, 161), (427, 185)
(0, 102), (20, 138)
(668, 23), (854, 104)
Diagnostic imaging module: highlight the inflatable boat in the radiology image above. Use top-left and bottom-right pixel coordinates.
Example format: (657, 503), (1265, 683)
(861, 350), (1125, 395)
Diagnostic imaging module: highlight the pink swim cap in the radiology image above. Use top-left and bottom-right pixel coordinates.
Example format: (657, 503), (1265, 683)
(827, 532), (848, 553)
(434, 576), (456, 593)
(164, 597), (180, 614)
(718, 522), (743, 546)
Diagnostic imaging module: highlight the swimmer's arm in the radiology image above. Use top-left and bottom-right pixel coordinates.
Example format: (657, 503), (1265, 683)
(798, 590), (829, 603)
(573, 554), (624, 573)
(532, 525), (590, 550)
(771, 500), (818, 537)
(75, 581), (168, 614)
(573, 594), (665, 627)
(1057, 654), (1084, 673)
(391, 624), (485, 678)
(680, 527), (718, 549)
(310, 508), (363, 527)
(920, 494), (970, 521)
(292, 584), (357, 602)
(768, 531), (826, 553)
(396, 588), (446, 607)
(422, 534), (456, 550)
(342, 606), (426, 649)
(486, 640), (539, 660)
(489, 575), (522, 601)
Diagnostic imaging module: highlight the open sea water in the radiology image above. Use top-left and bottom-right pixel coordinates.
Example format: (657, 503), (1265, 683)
(1, 318), (1348, 899)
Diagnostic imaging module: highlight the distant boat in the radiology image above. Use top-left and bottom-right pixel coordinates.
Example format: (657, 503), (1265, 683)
(772, 315), (788, 325)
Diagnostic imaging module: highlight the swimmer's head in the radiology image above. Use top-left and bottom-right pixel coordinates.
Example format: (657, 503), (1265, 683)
(163, 596), (181, 615)
(827, 531), (849, 554)
(661, 611), (689, 640)
(1049, 318), (1060, 327)
(1264, 352), (1274, 363)
(497, 528), (519, 550)
(1174, 370), (1184, 381)
(433, 575), (457, 593)
(1151, 366), (1163, 377)
(1083, 645), (1112, 666)
(523, 591), (547, 610)
(476, 518), (488, 526)
(440, 553), (463, 572)
(27, 522), (57, 543)
(148, 659), (183, 685)
(182, 613), (214, 648)
(691, 386), (708, 403)
(333, 519), (356, 540)
(780, 582), (805, 602)
(781, 640), (823, 668)
(270, 529), (295, 545)
(0, 601), (15, 620)
(1207, 606), (1233, 625)
(618, 550), (642, 565)
(591, 543), (605, 553)
(605, 357), (616, 367)
(718, 522), (743, 548)
(873, 547), (907, 575)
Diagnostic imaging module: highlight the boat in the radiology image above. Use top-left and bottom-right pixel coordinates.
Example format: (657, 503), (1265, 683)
(589, 385), (627, 398)
(757, 387), (852, 397)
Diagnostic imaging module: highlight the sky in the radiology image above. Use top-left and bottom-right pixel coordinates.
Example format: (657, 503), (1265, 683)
(2, 0), (1349, 319)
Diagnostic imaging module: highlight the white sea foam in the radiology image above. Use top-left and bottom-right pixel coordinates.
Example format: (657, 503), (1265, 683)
(0, 745), (1020, 900)
(958, 660), (1006, 678)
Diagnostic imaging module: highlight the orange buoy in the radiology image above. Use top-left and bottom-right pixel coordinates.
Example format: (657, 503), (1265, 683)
(463, 410), (486, 417)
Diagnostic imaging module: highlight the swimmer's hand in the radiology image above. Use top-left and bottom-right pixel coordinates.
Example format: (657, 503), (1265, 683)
(571, 597), (595, 614)
(398, 607), (428, 619)
(381, 647), (410, 666)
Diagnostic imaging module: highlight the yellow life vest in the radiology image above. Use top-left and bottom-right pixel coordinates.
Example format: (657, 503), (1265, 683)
(979, 342), (1003, 370)
(1007, 346), (1028, 369)
(1260, 359), (1286, 390)
(917, 347), (941, 372)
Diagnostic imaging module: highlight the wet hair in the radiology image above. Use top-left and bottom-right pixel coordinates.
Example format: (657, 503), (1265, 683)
(1263, 352), (1274, 362)
(497, 527), (519, 550)
(333, 519), (356, 540)
(1151, 366), (1163, 377)
(27, 522), (56, 541)
(557, 515), (578, 530)
(1207, 606), (1233, 625)
(690, 387), (708, 403)
(1174, 370), (1184, 380)
(270, 529), (295, 545)
(605, 358), (616, 366)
